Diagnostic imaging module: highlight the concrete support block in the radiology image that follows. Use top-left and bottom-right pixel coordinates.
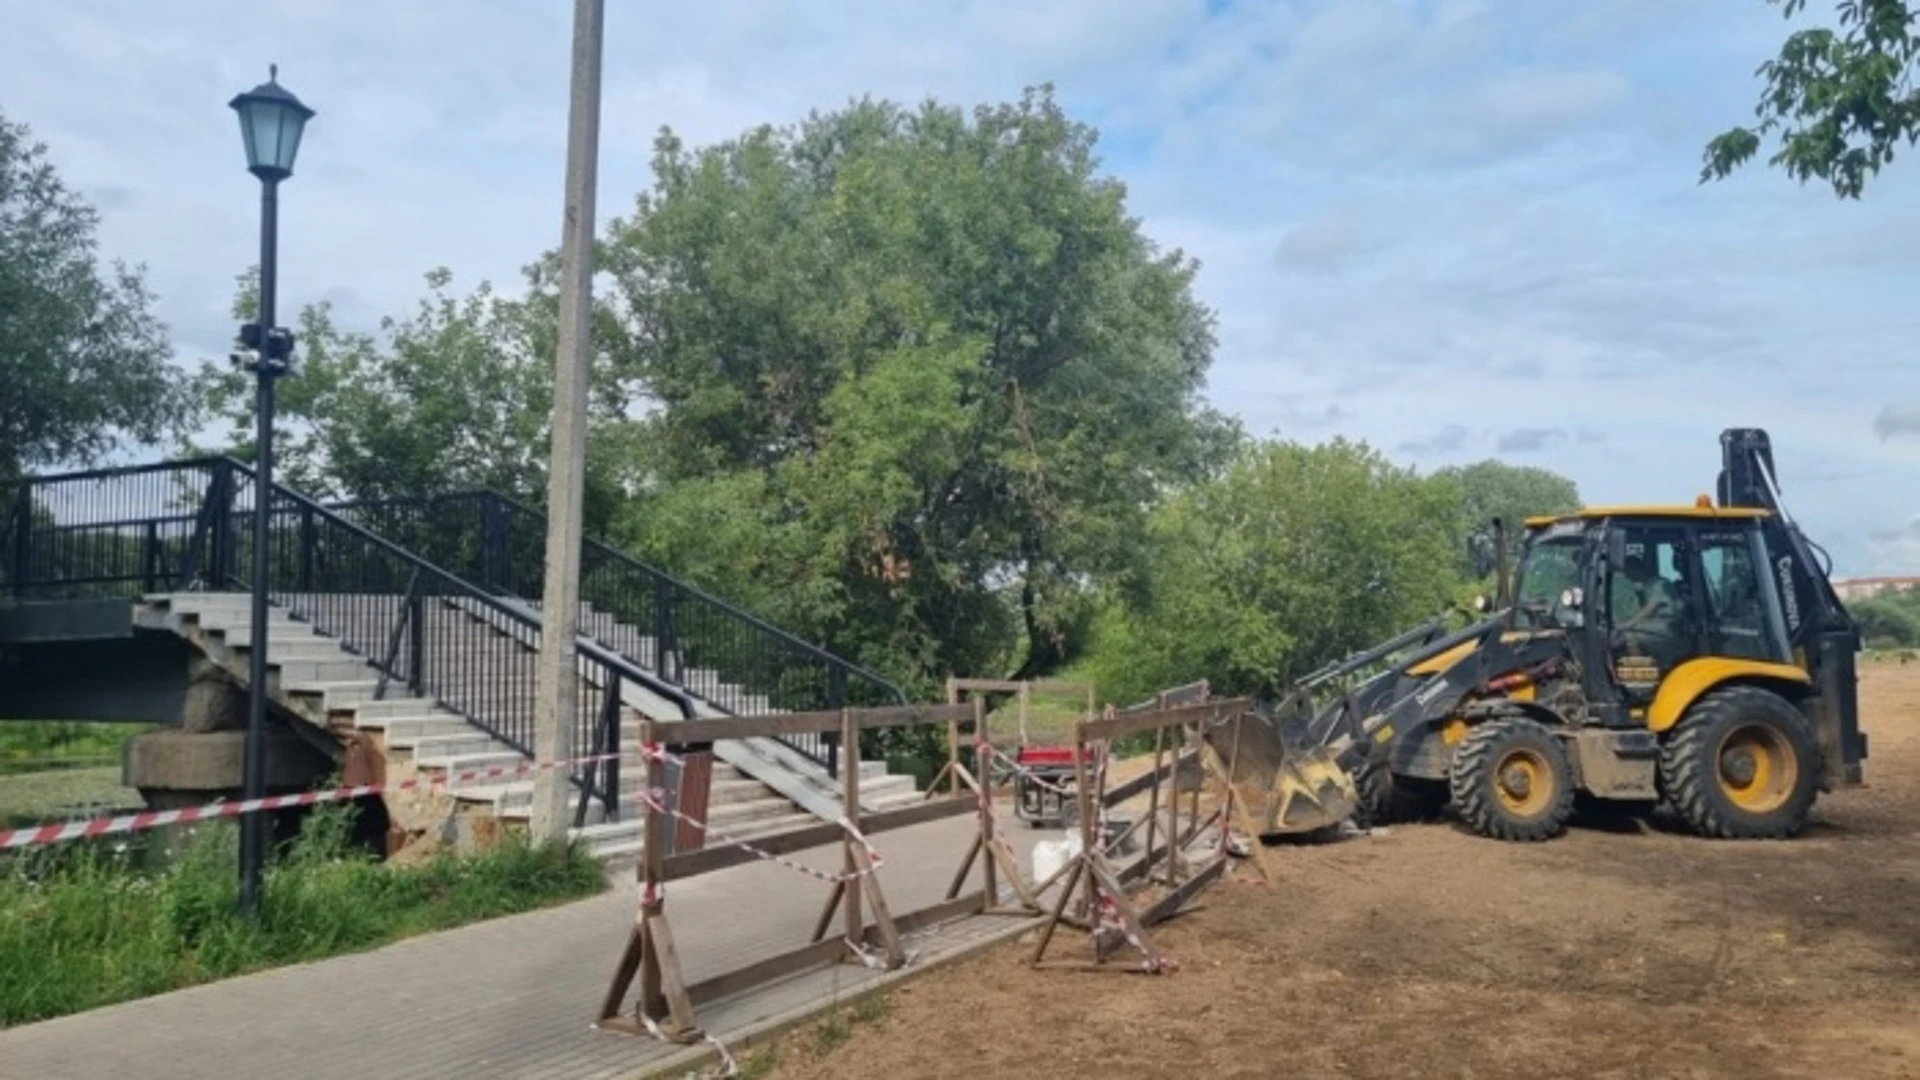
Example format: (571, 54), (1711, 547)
(181, 655), (247, 734)
(123, 729), (328, 805)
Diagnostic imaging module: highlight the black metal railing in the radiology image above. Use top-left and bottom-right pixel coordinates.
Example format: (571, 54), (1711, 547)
(327, 490), (908, 770)
(1, 458), (700, 823)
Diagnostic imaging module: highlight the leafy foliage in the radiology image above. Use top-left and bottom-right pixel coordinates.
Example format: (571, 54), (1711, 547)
(1703, 0), (1920, 198)
(190, 266), (595, 505)
(0, 109), (191, 478)
(170, 86), (1588, 712)
(1082, 438), (1466, 704)
(1434, 459), (1583, 580)
(1852, 585), (1920, 646)
(597, 86), (1235, 693)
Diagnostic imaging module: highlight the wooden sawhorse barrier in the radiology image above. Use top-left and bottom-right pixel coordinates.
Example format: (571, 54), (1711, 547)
(596, 699), (1026, 1043)
(1027, 683), (1258, 973)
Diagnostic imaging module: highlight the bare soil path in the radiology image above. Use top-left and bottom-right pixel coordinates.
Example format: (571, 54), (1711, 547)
(754, 660), (1920, 1080)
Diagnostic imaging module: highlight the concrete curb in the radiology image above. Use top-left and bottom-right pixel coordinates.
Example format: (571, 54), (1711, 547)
(629, 913), (1044, 1078)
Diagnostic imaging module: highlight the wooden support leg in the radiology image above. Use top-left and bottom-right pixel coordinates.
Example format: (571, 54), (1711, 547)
(947, 833), (982, 901)
(811, 881), (845, 943)
(597, 719), (702, 1041)
(1029, 855), (1085, 966)
(849, 842), (906, 967)
(1087, 852), (1166, 972)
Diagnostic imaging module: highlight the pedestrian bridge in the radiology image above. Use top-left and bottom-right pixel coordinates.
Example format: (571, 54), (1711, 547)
(0, 458), (922, 861)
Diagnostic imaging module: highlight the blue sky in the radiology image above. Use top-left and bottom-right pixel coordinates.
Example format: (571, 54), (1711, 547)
(4, 0), (1918, 574)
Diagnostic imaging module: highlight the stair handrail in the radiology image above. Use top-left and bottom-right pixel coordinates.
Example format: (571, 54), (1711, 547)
(325, 488), (910, 707)
(219, 459), (702, 723)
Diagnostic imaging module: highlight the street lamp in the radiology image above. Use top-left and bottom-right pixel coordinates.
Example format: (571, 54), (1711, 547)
(228, 64), (313, 917)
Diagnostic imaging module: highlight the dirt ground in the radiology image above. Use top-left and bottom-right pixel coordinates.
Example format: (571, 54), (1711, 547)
(752, 660), (1920, 1080)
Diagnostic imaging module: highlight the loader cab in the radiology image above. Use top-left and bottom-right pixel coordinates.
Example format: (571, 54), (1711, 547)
(1513, 505), (1795, 710)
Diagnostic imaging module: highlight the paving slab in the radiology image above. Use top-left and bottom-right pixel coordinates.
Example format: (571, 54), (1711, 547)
(0, 802), (1061, 1080)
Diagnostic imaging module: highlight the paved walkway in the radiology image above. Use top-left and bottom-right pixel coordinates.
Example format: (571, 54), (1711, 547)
(0, 810), (1049, 1080)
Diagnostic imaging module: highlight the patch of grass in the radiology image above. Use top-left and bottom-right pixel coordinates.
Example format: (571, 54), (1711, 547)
(0, 765), (137, 829)
(0, 721), (152, 769)
(851, 989), (893, 1024)
(808, 1012), (852, 1056)
(735, 1046), (780, 1080)
(0, 802), (606, 1026)
(983, 685), (1098, 745)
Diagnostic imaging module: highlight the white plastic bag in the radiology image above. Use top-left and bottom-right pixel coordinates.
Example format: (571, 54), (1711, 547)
(1030, 828), (1084, 882)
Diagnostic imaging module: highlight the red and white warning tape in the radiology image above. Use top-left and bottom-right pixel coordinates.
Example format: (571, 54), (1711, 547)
(630, 778), (886, 887)
(0, 749), (626, 851)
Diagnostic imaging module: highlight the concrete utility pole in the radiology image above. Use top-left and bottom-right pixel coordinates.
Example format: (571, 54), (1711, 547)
(531, 0), (606, 841)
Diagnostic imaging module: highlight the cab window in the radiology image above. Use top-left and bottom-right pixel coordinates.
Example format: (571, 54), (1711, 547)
(1513, 530), (1583, 628)
(1605, 526), (1697, 674)
(1695, 529), (1789, 662)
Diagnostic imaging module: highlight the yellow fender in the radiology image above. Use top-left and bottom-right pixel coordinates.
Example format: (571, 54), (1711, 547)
(1646, 658), (1811, 733)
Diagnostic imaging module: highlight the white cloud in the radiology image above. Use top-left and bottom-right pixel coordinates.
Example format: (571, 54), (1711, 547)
(3, 0), (1918, 574)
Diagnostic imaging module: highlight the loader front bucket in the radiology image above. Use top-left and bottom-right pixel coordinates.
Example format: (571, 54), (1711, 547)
(1202, 709), (1358, 838)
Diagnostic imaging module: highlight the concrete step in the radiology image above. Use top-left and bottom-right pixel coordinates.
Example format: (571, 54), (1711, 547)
(227, 638), (350, 662)
(271, 658), (373, 684)
(381, 715), (484, 745)
(281, 680), (382, 707)
(704, 794), (815, 831)
(407, 732), (517, 759)
(414, 749), (528, 776)
(204, 626), (341, 651)
(349, 696), (447, 721)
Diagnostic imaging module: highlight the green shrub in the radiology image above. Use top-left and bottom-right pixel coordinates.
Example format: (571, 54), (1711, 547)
(0, 803), (605, 1026)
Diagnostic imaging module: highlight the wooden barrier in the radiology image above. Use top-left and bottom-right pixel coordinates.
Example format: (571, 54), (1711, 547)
(596, 699), (1017, 1042)
(1028, 683), (1256, 973)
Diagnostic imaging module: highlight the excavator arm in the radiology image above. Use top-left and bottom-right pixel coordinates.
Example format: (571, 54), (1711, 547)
(1716, 428), (1866, 786)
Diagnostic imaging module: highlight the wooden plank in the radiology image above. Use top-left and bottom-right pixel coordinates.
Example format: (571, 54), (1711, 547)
(655, 711), (847, 743)
(850, 703), (975, 731)
(646, 913), (700, 1035)
(672, 750), (712, 853)
(684, 895), (995, 1008)
(1114, 807), (1222, 888)
(948, 678), (1029, 693)
(686, 937), (847, 1008)
(661, 795), (974, 882)
(656, 701), (970, 744)
(852, 843), (906, 966)
(1087, 853), (1165, 970)
(1080, 697), (1253, 742)
(810, 881), (844, 944)
(1029, 857), (1084, 966)
(945, 834), (982, 901)
(889, 891), (990, 935)
(842, 709), (863, 949)
(596, 920), (644, 1022)
(1138, 854), (1227, 927)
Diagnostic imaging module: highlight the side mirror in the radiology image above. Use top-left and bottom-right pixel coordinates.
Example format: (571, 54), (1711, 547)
(1468, 533), (1496, 579)
(1607, 531), (1627, 572)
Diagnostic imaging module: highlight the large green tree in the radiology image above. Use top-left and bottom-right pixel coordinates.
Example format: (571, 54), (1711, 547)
(1084, 437), (1466, 704)
(1703, 0), (1920, 198)
(1434, 459), (1582, 573)
(0, 109), (189, 478)
(598, 87), (1235, 690)
(190, 263), (634, 526)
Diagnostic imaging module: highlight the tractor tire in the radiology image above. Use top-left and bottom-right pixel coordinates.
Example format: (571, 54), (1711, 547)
(1448, 717), (1575, 841)
(1658, 685), (1821, 839)
(1352, 750), (1447, 827)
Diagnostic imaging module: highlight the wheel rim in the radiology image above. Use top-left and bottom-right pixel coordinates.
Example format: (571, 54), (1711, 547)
(1715, 722), (1796, 814)
(1493, 747), (1554, 818)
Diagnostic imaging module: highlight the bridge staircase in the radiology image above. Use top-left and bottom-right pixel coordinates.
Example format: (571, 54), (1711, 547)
(1, 459), (921, 864)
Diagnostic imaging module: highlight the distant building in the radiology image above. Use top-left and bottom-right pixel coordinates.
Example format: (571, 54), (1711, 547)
(1833, 576), (1920, 601)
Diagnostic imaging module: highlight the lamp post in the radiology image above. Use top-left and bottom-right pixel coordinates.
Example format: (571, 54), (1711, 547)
(228, 65), (314, 917)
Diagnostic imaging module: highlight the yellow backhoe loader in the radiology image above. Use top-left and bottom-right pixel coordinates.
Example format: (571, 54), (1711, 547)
(1211, 428), (1867, 842)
